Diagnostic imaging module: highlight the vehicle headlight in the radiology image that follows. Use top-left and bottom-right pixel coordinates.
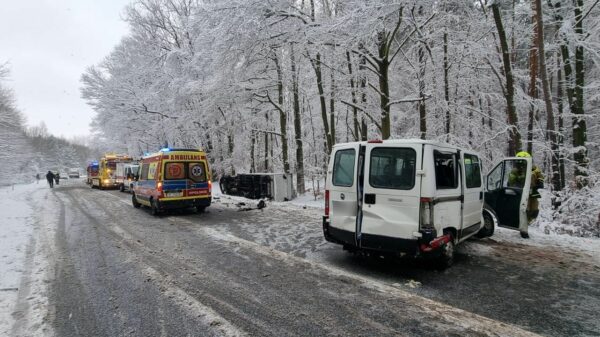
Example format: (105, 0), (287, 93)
(104, 179), (110, 184)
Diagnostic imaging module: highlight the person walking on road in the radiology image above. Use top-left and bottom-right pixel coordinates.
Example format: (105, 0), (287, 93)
(55, 172), (60, 185)
(35, 173), (40, 184)
(46, 171), (55, 188)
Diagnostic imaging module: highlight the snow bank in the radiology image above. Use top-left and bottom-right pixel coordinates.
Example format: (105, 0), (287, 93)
(0, 182), (54, 336)
(0, 183), (38, 334)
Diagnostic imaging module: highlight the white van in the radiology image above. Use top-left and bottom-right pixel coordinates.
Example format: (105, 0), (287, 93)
(322, 139), (532, 267)
(116, 162), (140, 192)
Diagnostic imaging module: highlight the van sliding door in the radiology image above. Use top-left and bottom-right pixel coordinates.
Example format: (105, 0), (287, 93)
(360, 144), (421, 248)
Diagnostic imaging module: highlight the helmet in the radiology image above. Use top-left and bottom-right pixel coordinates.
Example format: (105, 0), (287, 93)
(516, 151), (531, 158)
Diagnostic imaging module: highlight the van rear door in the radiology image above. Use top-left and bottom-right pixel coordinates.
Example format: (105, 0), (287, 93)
(327, 144), (360, 239)
(360, 143), (421, 247)
(484, 157), (532, 232)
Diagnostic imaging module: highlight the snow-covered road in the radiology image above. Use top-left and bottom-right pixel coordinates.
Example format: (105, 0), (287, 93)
(2, 180), (599, 336)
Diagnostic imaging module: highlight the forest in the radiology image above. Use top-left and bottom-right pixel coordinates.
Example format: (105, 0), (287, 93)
(0, 64), (97, 184)
(8, 0), (597, 235)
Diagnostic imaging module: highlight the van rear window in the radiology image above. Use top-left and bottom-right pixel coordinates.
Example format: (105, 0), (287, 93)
(369, 148), (416, 190)
(332, 149), (356, 187)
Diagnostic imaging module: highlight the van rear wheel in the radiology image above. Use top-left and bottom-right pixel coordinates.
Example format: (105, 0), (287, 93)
(437, 232), (455, 269)
(476, 209), (495, 238)
(150, 200), (160, 216)
(119, 184), (125, 192)
(132, 194), (141, 208)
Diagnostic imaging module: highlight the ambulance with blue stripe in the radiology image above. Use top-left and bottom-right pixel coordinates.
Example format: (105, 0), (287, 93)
(132, 148), (212, 215)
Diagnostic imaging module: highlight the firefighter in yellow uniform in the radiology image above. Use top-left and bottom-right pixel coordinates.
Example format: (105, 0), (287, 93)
(508, 151), (544, 238)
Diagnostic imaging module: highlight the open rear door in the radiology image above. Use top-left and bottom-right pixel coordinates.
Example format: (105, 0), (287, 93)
(484, 157), (532, 232)
(327, 143), (361, 245)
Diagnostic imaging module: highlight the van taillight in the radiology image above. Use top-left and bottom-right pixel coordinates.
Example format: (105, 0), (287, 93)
(157, 182), (163, 192)
(325, 190), (330, 216)
(420, 197), (433, 228)
(208, 180), (212, 192)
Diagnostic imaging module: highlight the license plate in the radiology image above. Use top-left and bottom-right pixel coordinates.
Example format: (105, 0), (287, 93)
(165, 191), (183, 197)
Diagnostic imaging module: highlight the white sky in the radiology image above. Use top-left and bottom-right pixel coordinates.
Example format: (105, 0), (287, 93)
(0, 0), (131, 138)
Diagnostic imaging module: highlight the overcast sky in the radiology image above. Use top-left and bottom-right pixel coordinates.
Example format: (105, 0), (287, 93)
(0, 0), (131, 138)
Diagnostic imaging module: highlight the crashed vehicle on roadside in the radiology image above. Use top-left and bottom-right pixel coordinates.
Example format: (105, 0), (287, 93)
(322, 139), (533, 268)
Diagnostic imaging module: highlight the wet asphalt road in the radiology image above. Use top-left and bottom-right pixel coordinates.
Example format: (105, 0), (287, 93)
(35, 182), (600, 336)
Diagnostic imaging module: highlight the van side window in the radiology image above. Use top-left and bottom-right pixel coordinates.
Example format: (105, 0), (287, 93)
(140, 164), (149, 180)
(434, 151), (458, 189)
(369, 148), (416, 190)
(464, 154), (482, 188)
(332, 149), (356, 187)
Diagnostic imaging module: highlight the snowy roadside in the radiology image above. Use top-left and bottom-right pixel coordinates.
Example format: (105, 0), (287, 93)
(0, 182), (55, 337)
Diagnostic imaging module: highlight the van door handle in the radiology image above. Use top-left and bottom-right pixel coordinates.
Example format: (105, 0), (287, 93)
(479, 191), (483, 200)
(365, 194), (376, 204)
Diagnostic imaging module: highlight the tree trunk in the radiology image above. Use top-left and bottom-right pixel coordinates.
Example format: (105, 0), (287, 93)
(310, 53), (332, 154)
(291, 46), (305, 194)
(273, 54), (290, 173)
(491, 3), (522, 155)
(527, 0), (539, 155)
(556, 56), (566, 189)
(377, 32), (391, 140)
(573, 0), (588, 188)
(329, 62), (336, 146)
(443, 31), (450, 138)
(534, 0), (560, 191)
(346, 51), (360, 141)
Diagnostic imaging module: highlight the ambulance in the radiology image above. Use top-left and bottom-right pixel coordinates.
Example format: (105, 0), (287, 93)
(322, 139), (532, 268)
(132, 148), (212, 215)
(91, 154), (133, 189)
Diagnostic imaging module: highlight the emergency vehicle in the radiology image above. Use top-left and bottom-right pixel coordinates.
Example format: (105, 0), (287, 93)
(86, 161), (99, 185)
(132, 148), (212, 215)
(91, 154), (133, 189)
(322, 139), (532, 268)
(116, 161), (139, 192)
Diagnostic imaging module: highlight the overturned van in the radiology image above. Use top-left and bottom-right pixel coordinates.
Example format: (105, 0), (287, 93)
(322, 139), (532, 267)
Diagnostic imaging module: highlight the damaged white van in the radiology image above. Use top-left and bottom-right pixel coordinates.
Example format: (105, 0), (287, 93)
(322, 139), (532, 268)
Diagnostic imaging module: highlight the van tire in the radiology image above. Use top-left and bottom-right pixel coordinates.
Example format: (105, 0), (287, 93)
(476, 209), (496, 238)
(132, 194), (141, 208)
(437, 232), (455, 269)
(119, 184), (125, 192)
(150, 199), (160, 216)
(196, 206), (206, 213)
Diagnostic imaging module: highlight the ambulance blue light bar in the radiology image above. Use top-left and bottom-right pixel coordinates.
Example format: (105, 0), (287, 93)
(160, 147), (171, 152)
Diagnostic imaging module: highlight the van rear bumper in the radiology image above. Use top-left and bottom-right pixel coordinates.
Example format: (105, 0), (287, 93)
(157, 197), (211, 210)
(323, 216), (419, 255)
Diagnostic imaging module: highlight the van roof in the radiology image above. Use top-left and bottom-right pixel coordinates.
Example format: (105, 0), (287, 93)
(333, 138), (461, 150)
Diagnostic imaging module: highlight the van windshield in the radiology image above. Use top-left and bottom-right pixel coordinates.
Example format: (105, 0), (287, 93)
(369, 148), (416, 190)
(164, 162), (207, 182)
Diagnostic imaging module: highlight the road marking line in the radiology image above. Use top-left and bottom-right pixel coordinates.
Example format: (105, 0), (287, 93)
(170, 216), (542, 337)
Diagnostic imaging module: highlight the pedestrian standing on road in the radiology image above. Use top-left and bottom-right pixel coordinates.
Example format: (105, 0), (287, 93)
(55, 172), (60, 185)
(35, 173), (40, 184)
(46, 171), (55, 188)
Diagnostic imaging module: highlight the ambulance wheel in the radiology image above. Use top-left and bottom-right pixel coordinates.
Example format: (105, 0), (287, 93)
(150, 199), (160, 216)
(476, 209), (495, 238)
(132, 194), (141, 208)
(196, 206), (206, 213)
(437, 232), (455, 269)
